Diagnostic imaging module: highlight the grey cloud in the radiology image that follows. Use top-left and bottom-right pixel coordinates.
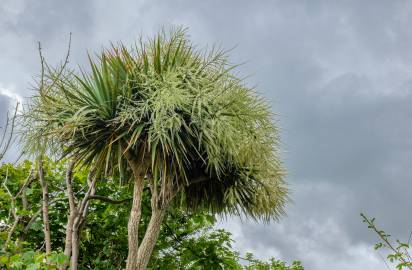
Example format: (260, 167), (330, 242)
(2, 1), (412, 269)
(220, 69), (412, 268)
(1, 0), (94, 40)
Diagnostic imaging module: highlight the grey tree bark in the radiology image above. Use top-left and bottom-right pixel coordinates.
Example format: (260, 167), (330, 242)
(124, 152), (178, 270)
(70, 167), (97, 270)
(38, 159), (52, 256)
(61, 160), (97, 270)
(125, 156), (144, 270)
(135, 206), (167, 269)
(61, 160), (76, 270)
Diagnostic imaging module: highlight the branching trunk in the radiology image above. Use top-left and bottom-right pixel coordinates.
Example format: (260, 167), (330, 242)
(135, 206), (167, 269)
(38, 158), (52, 256)
(124, 151), (180, 270)
(125, 156), (144, 270)
(135, 182), (176, 270)
(70, 166), (97, 270)
(61, 160), (97, 270)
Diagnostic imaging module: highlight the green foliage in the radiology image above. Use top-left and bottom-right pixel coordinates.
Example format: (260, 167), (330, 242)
(242, 253), (303, 270)
(361, 213), (412, 270)
(0, 246), (67, 270)
(23, 27), (287, 221)
(0, 158), (86, 252)
(1, 159), (302, 269)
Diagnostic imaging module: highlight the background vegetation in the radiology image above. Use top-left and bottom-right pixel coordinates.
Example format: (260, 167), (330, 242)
(0, 158), (303, 269)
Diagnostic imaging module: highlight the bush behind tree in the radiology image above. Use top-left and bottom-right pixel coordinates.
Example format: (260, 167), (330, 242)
(0, 159), (302, 269)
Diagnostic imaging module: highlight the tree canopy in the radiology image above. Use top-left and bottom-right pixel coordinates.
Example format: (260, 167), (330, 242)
(24, 28), (287, 220)
(19, 28), (289, 269)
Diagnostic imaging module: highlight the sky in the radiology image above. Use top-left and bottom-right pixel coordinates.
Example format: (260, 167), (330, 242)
(1, 0), (412, 269)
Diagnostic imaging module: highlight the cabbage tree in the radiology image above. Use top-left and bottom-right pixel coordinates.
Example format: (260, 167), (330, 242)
(24, 28), (288, 270)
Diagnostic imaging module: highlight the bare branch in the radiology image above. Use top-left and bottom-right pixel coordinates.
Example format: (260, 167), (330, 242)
(0, 111), (10, 150)
(0, 102), (19, 161)
(38, 33), (72, 96)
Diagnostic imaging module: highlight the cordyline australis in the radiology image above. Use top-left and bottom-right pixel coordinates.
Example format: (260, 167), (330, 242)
(22, 27), (288, 270)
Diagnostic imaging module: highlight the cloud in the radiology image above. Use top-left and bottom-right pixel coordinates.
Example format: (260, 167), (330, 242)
(217, 64), (412, 268)
(2, 1), (412, 269)
(0, 84), (22, 106)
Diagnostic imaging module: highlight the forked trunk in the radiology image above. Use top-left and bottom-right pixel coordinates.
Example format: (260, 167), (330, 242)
(135, 207), (167, 269)
(62, 161), (96, 270)
(125, 154), (174, 270)
(125, 157), (145, 270)
(70, 166), (96, 270)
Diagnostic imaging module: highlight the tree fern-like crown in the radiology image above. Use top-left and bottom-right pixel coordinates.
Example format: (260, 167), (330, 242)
(24, 28), (287, 221)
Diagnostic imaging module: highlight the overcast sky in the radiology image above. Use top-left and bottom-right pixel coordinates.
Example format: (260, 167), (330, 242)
(2, 1), (412, 269)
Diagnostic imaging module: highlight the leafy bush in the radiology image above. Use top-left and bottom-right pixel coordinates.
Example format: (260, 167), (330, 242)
(1, 159), (302, 269)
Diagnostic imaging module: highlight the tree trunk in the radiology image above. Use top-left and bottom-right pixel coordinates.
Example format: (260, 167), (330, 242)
(22, 190), (28, 211)
(61, 161), (96, 270)
(124, 150), (178, 270)
(61, 160), (76, 270)
(125, 175), (144, 270)
(71, 226), (80, 270)
(135, 207), (167, 269)
(38, 158), (52, 255)
(62, 213), (75, 269)
(70, 167), (96, 270)
(125, 155), (145, 270)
